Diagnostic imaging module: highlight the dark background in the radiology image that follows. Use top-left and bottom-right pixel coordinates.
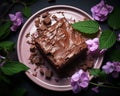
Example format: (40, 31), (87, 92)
(0, 0), (120, 96)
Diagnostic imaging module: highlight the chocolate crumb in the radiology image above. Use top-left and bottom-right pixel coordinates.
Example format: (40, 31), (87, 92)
(25, 32), (30, 38)
(45, 69), (53, 79)
(30, 45), (36, 52)
(32, 72), (37, 77)
(26, 40), (35, 45)
(34, 66), (39, 71)
(31, 56), (40, 64)
(40, 68), (44, 75)
(42, 12), (49, 18)
(43, 16), (51, 25)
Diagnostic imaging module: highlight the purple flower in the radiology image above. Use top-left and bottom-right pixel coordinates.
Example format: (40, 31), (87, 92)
(117, 33), (120, 41)
(85, 38), (106, 56)
(86, 38), (99, 52)
(71, 69), (89, 93)
(91, 0), (114, 21)
(9, 12), (23, 31)
(114, 62), (120, 72)
(102, 61), (120, 78)
(102, 62), (114, 74)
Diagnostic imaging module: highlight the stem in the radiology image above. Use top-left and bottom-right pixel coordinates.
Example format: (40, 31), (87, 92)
(90, 82), (120, 89)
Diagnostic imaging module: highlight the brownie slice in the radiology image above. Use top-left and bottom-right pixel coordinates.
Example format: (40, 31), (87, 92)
(35, 18), (87, 70)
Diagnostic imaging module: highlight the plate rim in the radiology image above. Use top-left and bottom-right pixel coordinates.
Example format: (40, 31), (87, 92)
(17, 5), (103, 91)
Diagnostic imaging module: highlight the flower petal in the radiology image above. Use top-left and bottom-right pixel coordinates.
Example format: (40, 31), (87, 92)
(102, 62), (114, 74)
(71, 72), (80, 82)
(91, 0), (114, 21)
(9, 14), (16, 21)
(15, 12), (23, 18)
(79, 81), (89, 88)
(72, 84), (81, 93)
(10, 25), (18, 31)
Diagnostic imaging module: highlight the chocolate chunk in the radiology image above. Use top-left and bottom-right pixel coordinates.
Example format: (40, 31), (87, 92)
(40, 68), (44, 75)
(43, 16), (51, 25)
(45, 69), (53, 79)
(30, 45), (36, 52)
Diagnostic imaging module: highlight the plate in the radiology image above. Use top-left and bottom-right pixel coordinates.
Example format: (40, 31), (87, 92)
(17, 5), (103, 91)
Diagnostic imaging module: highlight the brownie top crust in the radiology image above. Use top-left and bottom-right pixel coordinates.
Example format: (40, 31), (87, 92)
(35, 16), (87, 69)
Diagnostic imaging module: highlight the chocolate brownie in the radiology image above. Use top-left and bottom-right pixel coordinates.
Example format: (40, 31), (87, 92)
(35, 17), (87, 70)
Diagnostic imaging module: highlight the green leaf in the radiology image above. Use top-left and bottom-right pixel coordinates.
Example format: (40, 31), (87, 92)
(72, 20), (99, 34)
(99, 30), (116, 49)
(89, 69), (107, 80)
(89, 69), (101, 77)
(11, 88), (27, 96)
(109, 49), (120, 62)
(1, 61), (29, 75)
(0, 41), (15, 52)
(22, 6), (31, 18)
(98, 71), (107, 81)
(0, 21), (11, 40)
(108, 7), (120, 30)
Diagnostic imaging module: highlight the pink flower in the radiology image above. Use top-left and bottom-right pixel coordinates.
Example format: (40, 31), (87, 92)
(71, 69), (89, 93)
(9, 12), (23, 31)
(85, 38), (106, 56)
(91, 0), (113, 21)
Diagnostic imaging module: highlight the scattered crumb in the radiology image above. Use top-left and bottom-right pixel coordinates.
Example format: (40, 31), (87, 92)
(32, 72), (37, 77)
(40, 68), (44, 75)
(25, 32), (30, 38)
(45, 69), (53, 80)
